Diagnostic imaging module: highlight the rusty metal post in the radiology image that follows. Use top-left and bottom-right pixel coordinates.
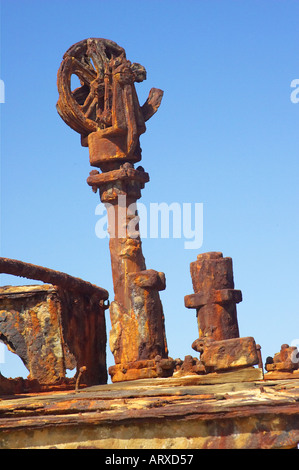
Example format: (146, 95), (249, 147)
(56, 38), (173, 382)
(87, 165), (171, 382)
(185, 252), (259, 373)
(185, 252), (241, 342)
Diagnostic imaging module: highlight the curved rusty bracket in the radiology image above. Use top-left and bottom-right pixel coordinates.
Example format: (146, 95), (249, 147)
(0, 257), (108, 300)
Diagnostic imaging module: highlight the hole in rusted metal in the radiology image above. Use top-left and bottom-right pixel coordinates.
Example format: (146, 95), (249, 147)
(0, 342), (28, 379)
(66, 368), (76, 378)
(71, 74), (81, 91)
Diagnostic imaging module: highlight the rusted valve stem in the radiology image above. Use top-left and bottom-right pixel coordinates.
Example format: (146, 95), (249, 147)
(75, 366), (87, 392)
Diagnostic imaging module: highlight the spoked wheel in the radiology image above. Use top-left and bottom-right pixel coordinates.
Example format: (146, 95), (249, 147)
(56, 38), (125, 137)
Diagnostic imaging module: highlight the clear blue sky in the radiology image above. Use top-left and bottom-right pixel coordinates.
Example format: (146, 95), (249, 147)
(0, 0), (298, 379)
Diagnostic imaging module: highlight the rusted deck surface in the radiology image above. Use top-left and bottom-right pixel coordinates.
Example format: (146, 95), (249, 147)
(1, 370), (299, 449)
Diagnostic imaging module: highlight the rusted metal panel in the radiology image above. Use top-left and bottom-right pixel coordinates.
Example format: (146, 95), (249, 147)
(0, 258), (108, 390)
(55, 287), (107, 386)
(0, 285), (74, 384)
(0, 376), (298, 449)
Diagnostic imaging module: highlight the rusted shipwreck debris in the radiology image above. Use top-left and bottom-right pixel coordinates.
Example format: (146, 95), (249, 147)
(0, 257), (108, 393)
(55, 38), (265, 383)
(182, 252), (260, 375)
(265, 344), (299, 380)
(1, 374), (299, 449)
(57, 38), (173, 382)
(1, 37), (299, 450)
(1, 37), (298, 401)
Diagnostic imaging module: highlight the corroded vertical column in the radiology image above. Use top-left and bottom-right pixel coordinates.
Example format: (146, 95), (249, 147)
(57, 38), (173, 382)
(185, 252), (241, 342)
(184, 252), (259, 372)
(87, 162), (171, 381)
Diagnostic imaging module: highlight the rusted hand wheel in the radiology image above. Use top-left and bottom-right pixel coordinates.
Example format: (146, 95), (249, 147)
(56, 38), (125, 137)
